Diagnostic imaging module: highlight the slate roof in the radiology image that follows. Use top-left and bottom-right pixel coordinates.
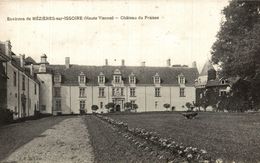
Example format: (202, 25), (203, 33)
(48, 64), (199, 86)
(25, 57), (37, 65)
(200, 60), (214, 76)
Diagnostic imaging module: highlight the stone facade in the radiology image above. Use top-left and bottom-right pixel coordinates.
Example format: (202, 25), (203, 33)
(0, 40), (40, 119)
(35, 57), (199, 114)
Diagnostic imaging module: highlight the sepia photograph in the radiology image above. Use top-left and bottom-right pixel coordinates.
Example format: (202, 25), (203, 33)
(0, 0), (259, 162)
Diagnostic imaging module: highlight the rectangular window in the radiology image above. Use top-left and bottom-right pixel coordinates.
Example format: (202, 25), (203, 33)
(80, 100), (85, 110)
(155, 88), (160, 97)
(155, 101), (158, 108)
(22, 75), (25, 90)
(129, 76), (135, 84)
(41, 105), (46, 111)
(79, 76), (85, 83)
(180, 77), (185, 84)
(121, 88), (124, 96)
(79, 88), (85, 97)
(180, 88), (185, 97)
(34, 83), (37, 95)
(55, 100), (61, 111)
(100, 102), (103, 109)
(54, 87), (61, 97)
(130, 88), (136, 97)
(114, 76), (120, 83)
(99, 87), (105, 97)
(13, 71), (17, 86)
(112, 88), (115, 96)
(219, 90), (227, 96)
(154, 77), (160, 84)
(54, 75), (61, 83)
(99, 76), (105, 83)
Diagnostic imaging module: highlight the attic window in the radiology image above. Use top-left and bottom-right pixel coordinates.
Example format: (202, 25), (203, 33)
(113, 69), (122, 84)
(98, 72), (105, 84)
(78, 72), (86, 84)
(153, 73), (160, 84)
(178, 73), (185, 84)
(54, 74), (61, 83)
(129, 72), (136, 84)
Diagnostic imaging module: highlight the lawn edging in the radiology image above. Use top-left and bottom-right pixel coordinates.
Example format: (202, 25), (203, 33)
(95, 114), (215, 162)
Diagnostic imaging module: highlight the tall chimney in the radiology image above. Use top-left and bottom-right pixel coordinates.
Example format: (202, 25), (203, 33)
(65, 57), (70, 69)
(141, 61), (146, 67)
(105, 59), (108, 66)
(121, 59), (125, 66)
(167, 59), (171, 67)
(192, 61), (197, 68)
(30, 64), (34, 76)
(20, 54), (25, 68)
(5, 40), (12, 57)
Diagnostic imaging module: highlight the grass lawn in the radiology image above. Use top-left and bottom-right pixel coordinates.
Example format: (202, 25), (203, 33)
(108, 112), (260, 162)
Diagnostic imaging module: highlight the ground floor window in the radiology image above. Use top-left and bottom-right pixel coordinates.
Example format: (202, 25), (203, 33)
(100, 102), (104, 109)
(80, 100), (86, 110)
(55, 100), (61, 111)
(180, 88), (185, 97)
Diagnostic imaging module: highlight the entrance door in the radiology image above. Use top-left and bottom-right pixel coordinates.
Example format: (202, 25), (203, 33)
(115, 104), (121, 112)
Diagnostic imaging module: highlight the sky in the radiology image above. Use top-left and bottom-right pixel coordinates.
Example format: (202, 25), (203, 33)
(0, 0), (229, 72)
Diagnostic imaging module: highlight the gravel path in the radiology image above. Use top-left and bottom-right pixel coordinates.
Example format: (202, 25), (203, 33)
(2, 117), (94, 163)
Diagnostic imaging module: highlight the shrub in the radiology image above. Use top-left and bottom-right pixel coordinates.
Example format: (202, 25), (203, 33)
(105, 102), (115, 113)
(163, 103), (170, 111)
(91, 105), (99, 113)
(0, 108), (14, 125)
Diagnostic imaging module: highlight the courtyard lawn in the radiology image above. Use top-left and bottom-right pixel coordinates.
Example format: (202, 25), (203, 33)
(108, 112), (260, 162)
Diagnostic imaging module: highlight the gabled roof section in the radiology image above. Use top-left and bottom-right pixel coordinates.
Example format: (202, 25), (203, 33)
(200, 60), (214, 76)
(25, 57), (37, 65)
(48, 65), (199, 86)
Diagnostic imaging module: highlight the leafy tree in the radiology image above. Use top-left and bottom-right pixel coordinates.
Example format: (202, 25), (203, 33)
(132, 104), (138, 112)
(185, 102), (192, 111)
(211, 0), (260, 109)
(163, 103), (170, 111)
(91, 105), (99, 113)
(124, 102), (132, 112)
(105, 102), (115, 112)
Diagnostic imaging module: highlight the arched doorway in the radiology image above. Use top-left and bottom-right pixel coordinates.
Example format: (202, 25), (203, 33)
(115, 104), (121, 112)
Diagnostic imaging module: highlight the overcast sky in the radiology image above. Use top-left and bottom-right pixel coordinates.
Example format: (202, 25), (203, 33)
(0, 0), (229, 72)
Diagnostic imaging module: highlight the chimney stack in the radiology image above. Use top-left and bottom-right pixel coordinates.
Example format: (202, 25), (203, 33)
(4, 40), (12, 57)
(30, 64), (34, 76)
(65, 57), (70, 69)
(121, 59), (125, 66)
(105, 59), (108, 66)
(20, 54), (25, 68)
(192, 61), (197, 68)
(167, 59), (171, 67)
(141, 61), (146, 67)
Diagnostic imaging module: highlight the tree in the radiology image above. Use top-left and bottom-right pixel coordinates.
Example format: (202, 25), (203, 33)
(124, 102), (132, 112)
(185, 102), (192, 111)
(163, 103), (170, 111)
(105, 102), (115, 113)
(91, 105), (99, 113)
(211, 0), (260, 109)
(132, 104), (138, 112)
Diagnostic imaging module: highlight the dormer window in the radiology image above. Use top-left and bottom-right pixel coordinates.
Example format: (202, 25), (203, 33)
(98, 72), (105, 84)
(54, 74), (61, 83)
(178, 73), (185, 84)
(78, 72), (86, 84)
(129, 72), (136, 84)
(153, 73), (160, 84)
(113, 69), (122, 84)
